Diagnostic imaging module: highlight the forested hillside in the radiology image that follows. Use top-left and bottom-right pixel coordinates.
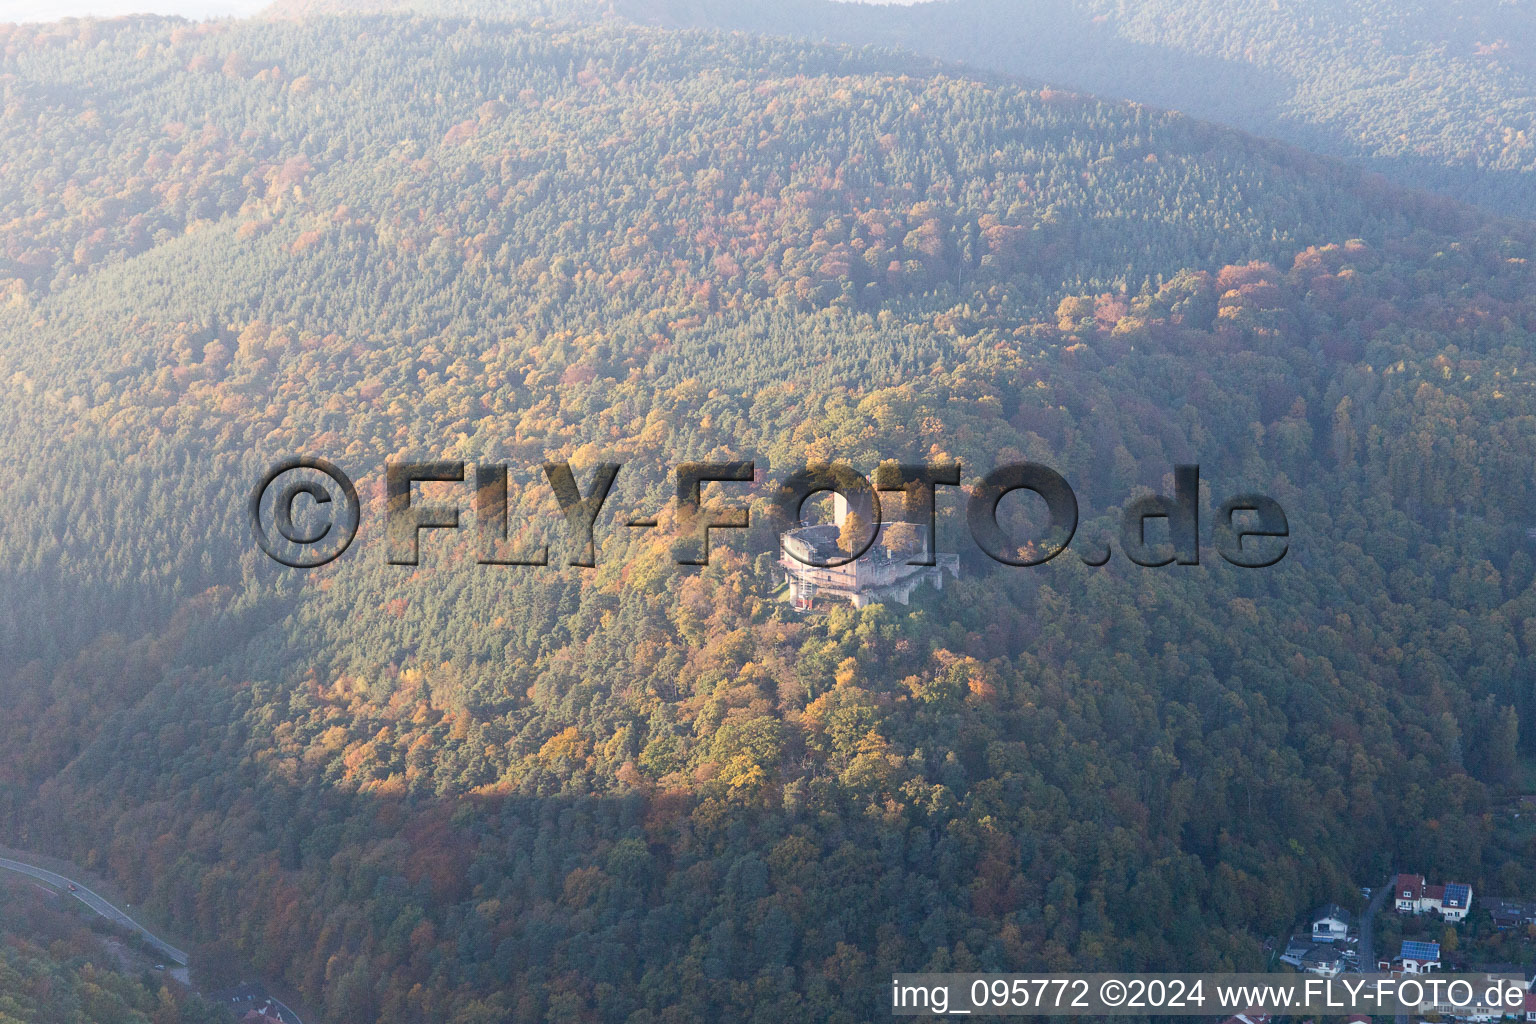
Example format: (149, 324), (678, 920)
(0, 11), (1471, 664)
(598, 0), (1536, 221)
(0, 10), (1533, 1024)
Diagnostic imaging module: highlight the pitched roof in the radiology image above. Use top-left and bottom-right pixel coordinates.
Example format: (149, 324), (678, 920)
(1486, 898), (1536, 920)
(1442, 883), (1471, 908)
(1395, 873), (1424, 899)
(1400, 940), (1440, 961)
(1302, 945), (1343, 965)
(1313, 903), (1352, 925)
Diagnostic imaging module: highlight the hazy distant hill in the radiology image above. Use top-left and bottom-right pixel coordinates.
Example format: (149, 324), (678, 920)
(278, 0), (1536, 219)
(1, 10), (1534, 1024)
(606, 0), (1536, 219)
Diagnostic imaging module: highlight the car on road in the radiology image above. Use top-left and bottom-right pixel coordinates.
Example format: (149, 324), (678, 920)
(67, 883), (77, 892)
(154, 964), (165, 971)
(1360, 887), (1371, 897)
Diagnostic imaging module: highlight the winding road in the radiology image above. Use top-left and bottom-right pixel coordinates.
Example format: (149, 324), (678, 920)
(0, 855), (189, 966)
(0, 854), (307, 1023)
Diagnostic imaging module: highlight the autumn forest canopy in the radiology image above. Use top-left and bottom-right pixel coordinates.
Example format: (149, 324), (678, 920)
(0, 5), (1534, 1024)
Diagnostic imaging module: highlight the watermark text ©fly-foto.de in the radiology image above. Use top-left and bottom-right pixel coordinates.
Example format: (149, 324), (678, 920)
(249, 458), (1288, 571)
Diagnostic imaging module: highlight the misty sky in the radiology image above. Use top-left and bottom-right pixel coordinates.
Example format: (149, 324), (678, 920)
(0, 0), (923, 24)
(0, 0), (267, 18)
(3, 0), (914, 24)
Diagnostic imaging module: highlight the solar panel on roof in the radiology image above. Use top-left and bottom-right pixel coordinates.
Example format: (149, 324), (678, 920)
(1443, 884), (1470, 906)
(1401, 941), (1440, 960)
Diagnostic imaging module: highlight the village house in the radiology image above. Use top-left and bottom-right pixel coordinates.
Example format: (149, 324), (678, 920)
(1279, 935), (1349, 977)
(1485, 898), (1536, 931)
(1442, 979), (1536, 1023)
(1300, 944), (1345, 977)
(1377, 938), (1442, 974)
(1444, 1008), (1505, 1023)
(1388, 939), (1441, 974)
(1394, 874), (1473, 922)
(1279, 936), (1314, 967)
(1311, 904), (1352, 943)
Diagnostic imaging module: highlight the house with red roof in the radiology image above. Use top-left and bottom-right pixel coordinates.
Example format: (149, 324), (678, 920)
(1394, 873), (1473, 922)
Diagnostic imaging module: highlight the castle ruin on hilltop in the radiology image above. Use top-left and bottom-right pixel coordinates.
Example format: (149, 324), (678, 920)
(780, 494), (958, 611)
